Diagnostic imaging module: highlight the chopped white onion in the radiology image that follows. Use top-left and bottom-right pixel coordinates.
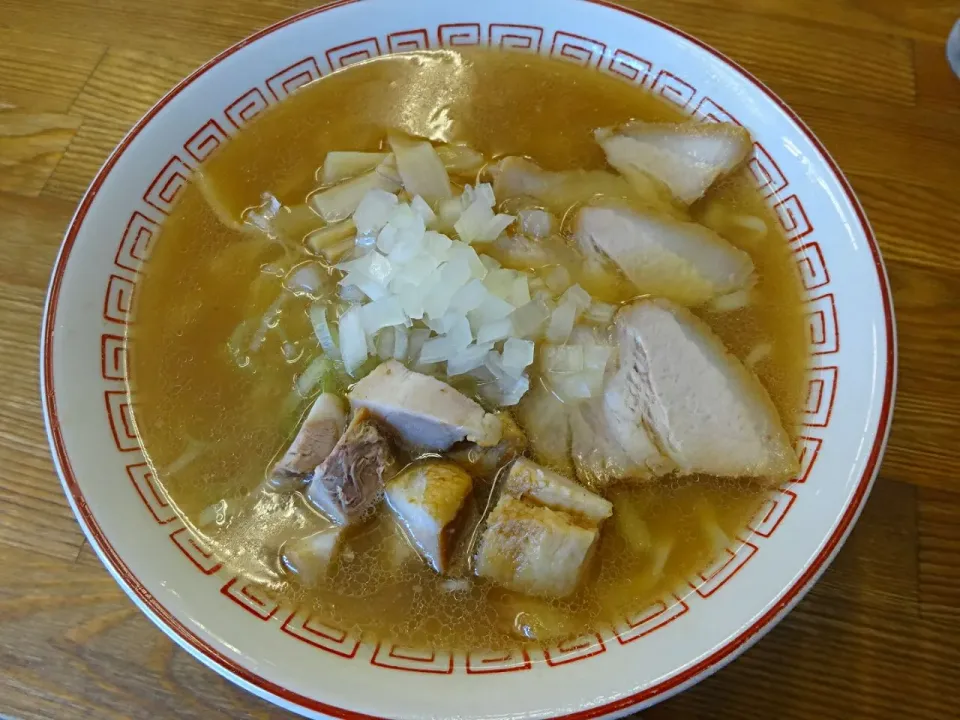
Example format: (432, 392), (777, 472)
(410, 195), (437, 225)
(559, 283), (592, 312)
(360, 298), (406, 335)
(353, 188), (399, 235)
(285, 263), (325, 297)
(510, 297), (551, 339)
(447, 342), (495, 376)
(546, 301), (577, 344)
(338, 306), (367, 376)
(543, 265), (572, 294)
(392, 325), (409, 361)
(407, 328), (432, 364)
(308, 305), (340, 360)
(477, 318), (513, 344)
(502, 338), (535, 377)
(585, 301), (616, 324)
(376, 327), (396, 360)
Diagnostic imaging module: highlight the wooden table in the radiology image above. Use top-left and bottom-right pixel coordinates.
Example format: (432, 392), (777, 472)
(1, 0), (958, 717)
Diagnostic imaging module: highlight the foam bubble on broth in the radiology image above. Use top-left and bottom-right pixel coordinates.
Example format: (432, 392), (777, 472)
(127, 48), (809, 651)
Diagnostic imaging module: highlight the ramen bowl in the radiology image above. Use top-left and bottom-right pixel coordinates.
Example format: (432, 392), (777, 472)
(41, 0), (896, 717)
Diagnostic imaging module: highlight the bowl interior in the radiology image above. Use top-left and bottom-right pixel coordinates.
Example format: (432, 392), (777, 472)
(41, 0), (895, 718)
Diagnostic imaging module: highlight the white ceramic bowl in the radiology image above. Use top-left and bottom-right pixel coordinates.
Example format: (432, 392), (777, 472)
(41, 0), (896, 717)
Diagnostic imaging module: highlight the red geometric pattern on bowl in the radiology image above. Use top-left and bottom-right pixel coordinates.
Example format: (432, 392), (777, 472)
(774, 194), (814, 242)
(326, 37), (382, 69)
(221, 577), (280, 621)
(801, 366), (839, 428)
(612, 594), (689, 645)
(791, 436), (823, 484)
(170, 527), (223, 575)
(114, 211), (158, 273)
(104, 390), (139, 451)
(88, 21), (847, 676)
(694, 96), (740, 125)
(281, 609), (362, 659)
(490, 23), (543, 51)
(750, 141), (789, 197)
(267, 57), (322, 102)
(103, 274), (134, 325)
(550, 31), (607, 67)
(126, 462), (177, 524)
(805, 293), (839, 355)
(688, 538), (759, 598)
(748, 489), (799, 538)
(543, 632), (606, 666)
(183, 119), (230, 164)
(438, 23), (481, 47)
(225, 87), (270, 130)
(387, 29), (430, 53)
(142, 156), (192, 215)
(371, 644), (454, 674)
(795, 241), (830, 290)
(465, 648), (532, 674)
(651, 69), (696, 108)
(605, 48), (653, 86)
(101, 333), (126, 381)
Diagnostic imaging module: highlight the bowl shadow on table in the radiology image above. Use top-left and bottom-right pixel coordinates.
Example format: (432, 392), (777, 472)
(643, 477), (935, 719)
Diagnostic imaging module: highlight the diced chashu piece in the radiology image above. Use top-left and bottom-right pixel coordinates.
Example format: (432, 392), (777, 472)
(349, 360), (502, 451)
(595, 121), (752, 206)
(306, 408), (398, 525)
(269, 393), (348, 490)
(614, 299), (798, 480)
(447, 412), (528, 478)
(280, 526), (345, 583)
(385, 461), (473, 573)
(575, 205), (754, 307)
(475, 459), (612, 598)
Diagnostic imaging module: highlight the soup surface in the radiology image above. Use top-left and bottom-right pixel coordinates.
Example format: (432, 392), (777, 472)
(129, 49), (809, 650)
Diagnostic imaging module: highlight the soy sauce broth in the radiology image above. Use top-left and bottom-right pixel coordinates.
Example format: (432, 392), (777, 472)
(128, 49), (809, 650)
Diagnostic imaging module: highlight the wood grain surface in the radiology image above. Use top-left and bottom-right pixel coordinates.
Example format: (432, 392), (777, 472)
(1, 1), (958, 718)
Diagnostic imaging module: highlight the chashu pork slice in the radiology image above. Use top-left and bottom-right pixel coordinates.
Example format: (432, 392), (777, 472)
(349, 360), (502, 451)
(614, 299), (798, 480)
(385, 460), (473, 574)
(574, 205), (755, 307)
(306, 408), (398, 525)
(269, 393), (347, 491)
(493, 156), (684, 219)
(595, 121), (752, 206)
(475, 459), (611, 598)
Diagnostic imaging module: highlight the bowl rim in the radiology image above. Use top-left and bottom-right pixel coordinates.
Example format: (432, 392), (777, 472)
(40, 0), (897, 717)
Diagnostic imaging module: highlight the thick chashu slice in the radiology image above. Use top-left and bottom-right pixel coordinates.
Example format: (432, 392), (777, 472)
(493, 156), (683, 219)
(269, 393), (347, 490)
(306, 408), (398, 525)
(385, 460), (473, 573)
(569, 396), (673, 487)
(615, 299), (798, 480)
(475, 459), (612, 598)
(595, 121), (752, 205)
(349, 360), (502, 450)
(574, 205), (755, 307)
